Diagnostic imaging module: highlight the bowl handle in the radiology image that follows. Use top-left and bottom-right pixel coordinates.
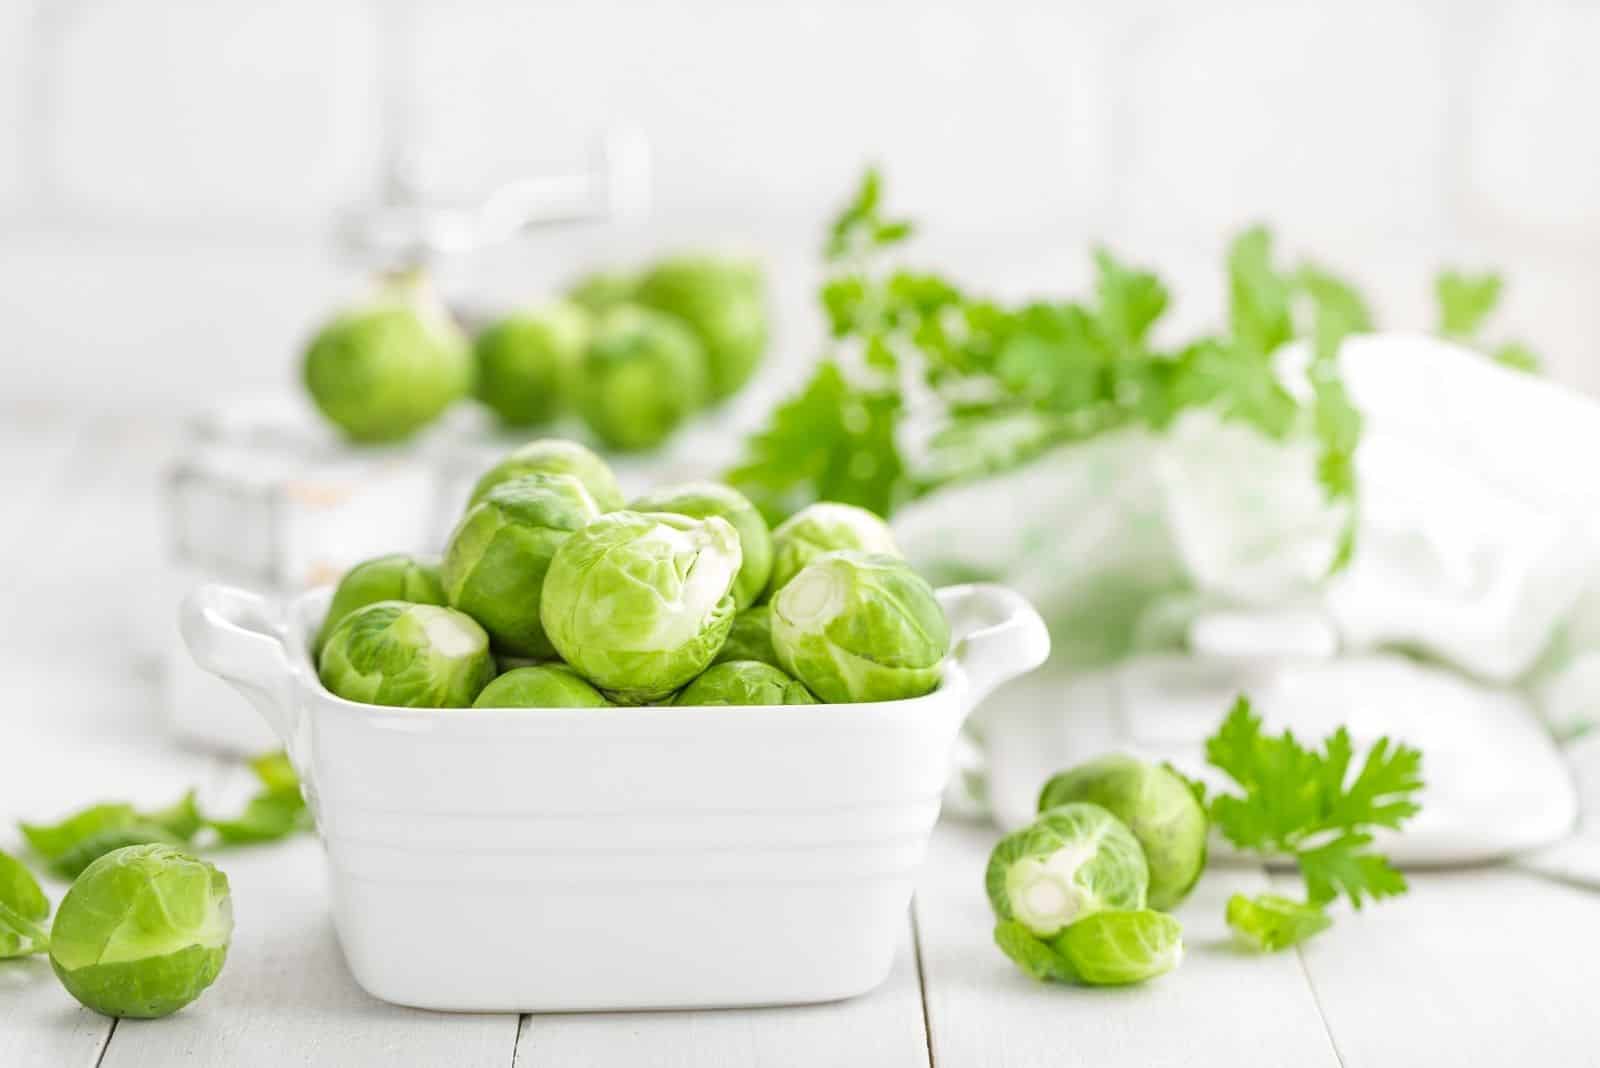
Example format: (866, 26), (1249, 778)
(179, 584), (296, 747)
(937, 583), (1052, 707)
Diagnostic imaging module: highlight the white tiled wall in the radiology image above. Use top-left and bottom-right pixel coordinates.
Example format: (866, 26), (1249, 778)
(2, 0), (1597, 417)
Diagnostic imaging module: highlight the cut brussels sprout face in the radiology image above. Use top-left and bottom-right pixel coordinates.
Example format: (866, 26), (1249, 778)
(318, 601), (494, 707)
(302, 285), (472, 444)
(770, 551), (947, 704)
(474, 300), (590, 427)
(986, 803), (1149, 937)
(577, 306), (708, 451)
(713, 604), (779, 668)
(50, 845), (231, 1019)
(766, 502), (900, 598)
(634, 255), (767, 400)
(316, 554), (445, 657)
(473, 665), (611, 708)
(541, 511), (741, 703)
(468, 438), (624, 512)
(675, 660), (816, 706)
(1038, 754), (1209, 911)
(629, 482), (773, 610)
(442, 474), (601, 658)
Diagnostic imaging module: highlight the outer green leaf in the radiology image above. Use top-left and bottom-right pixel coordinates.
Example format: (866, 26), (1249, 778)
(1436, 270), (1502, 339)
(1226, 893), (1332, 951)
(0, 849), (49, 921)
(1051, 909), (1184, 985)
(0, 900), (50, 958)
(993, 920), (1073, 982)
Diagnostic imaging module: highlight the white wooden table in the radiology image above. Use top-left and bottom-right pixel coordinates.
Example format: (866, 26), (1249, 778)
(4, 417), (1598, 1067)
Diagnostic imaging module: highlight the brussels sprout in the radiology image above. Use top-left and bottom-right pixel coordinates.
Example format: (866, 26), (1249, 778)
(495, 654), (546, 673)
(1037, 754), (1208, 911)
(766, 502), (900, 598)
(318, 601), (494, 707)
(473, 300), (590, 427)
(441, 474), (601, 658)
(576, 306), (708, 451)
(634, 255), (767, 400)
(469, 438), (624, 512)
(769, 551), (947, 703)
(985, 803), (1149, 937)
(50, 845), (231, 1018)
(541, 511), (741, 703)
(315, 554), (445, 657)
(302, 280), (472, 443)
(629, 482), (773, 609)
(675, 660), (816, 706)
(713, 604), (778, 667)
(994, 910), (1183, 986)
(568, 270), (637, 315)
(473, 665), (612, 708)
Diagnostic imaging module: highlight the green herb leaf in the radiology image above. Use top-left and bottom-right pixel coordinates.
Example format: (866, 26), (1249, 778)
(1228, 226), (1296, 358)
(1204, 696), (1423, 912)
(1436, 270), (1502, 340)
(1226, 893), (1333, 951)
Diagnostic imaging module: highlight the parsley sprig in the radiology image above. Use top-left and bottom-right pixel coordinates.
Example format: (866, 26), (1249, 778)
(1203, 696), (1424, 949)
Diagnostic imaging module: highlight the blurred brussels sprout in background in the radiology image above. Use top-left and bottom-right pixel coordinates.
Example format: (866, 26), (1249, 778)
(318, 601), (493, 707)
(634, 255), (767, 400)
(576, 306), (707, 451)
(675, 660), (816, 706)
(713, 604), (778, 667)
(985, 803), (1149, 937)
(766, 502), (899, 598)
(473, 300), (590, 428)
(302, 278), (472, 444)
(50, 845), (231, 1018)
(770, 550), (947, 703)
(629, 482), (773, 609)
(315, 553), (445, 656)
(1038, 755), (1208, 911)
(541, 511), (741, 703)
(472, 664), (611, 708)
(567, 270), (637, 315)
(469, 438), (623, 511)
(442, 474), (600, 658)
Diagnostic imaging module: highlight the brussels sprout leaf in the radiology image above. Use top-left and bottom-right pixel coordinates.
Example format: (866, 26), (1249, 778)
(1435, 270), (1502, 340)
(1226, 893), (1333, 952)
(0, 850), (50, 958)
(19, 801), (194, 879)
(1205, 696), (1423, 910)
(208, 751), (310, 845)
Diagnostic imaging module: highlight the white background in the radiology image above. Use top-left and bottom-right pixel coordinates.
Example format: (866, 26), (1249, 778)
(2, 0), (1598, 421)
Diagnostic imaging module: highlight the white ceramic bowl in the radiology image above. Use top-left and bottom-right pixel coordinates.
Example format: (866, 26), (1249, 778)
(181, 581), (1048, 1012)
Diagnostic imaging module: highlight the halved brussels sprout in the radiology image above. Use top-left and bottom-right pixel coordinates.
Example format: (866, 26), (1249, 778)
(441, 474), (601, 658)
(766, 502), (899, 598)
(302, 279), (472, 443)
(540, 511), (741, 703)
(1038, 754), (1208, 911)
(769, 551), (947, 703)
(469, 438), (624, 512)
(568, 270), (637, 315)
(473, 665), (611, 708)
(634, 255), (767, 400)
(317, 601), (494, 707)
(985, 803), (1149, 937)
(713, 604), (778, 668)
(675, 660), (816, 706)
(315, 554), (445, 657)
(629, 482), (773, 609)
(50, 845), (231, 1018)
(473, 300), (590, 427)
(576, 306), (708, 451)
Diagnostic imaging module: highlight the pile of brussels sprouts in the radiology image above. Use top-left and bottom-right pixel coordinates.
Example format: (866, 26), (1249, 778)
(302, 254), (767, 451)
(315, 439), (951, 709)
(986, 755), (1208, 986)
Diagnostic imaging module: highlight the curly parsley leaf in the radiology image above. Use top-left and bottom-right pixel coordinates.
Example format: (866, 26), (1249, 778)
(1205, 696), (1423, 910)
